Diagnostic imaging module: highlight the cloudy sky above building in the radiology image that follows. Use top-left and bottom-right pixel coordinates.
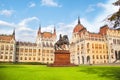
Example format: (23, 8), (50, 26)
(0, 0), (119, 42)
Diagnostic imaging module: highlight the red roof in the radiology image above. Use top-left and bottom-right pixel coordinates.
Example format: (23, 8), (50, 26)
(73, 24), (84, 33)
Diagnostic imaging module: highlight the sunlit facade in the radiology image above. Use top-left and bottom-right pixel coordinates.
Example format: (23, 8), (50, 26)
(70, 18), (120, 65)
(0, 26), (56, 64)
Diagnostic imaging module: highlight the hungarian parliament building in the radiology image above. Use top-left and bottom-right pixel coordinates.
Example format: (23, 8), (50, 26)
(0, 18), (120, 65)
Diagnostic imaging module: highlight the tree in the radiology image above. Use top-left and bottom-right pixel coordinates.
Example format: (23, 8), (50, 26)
(108, 0), (120, 28)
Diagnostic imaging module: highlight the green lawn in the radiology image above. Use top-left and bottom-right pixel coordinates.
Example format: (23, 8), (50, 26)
(0, 64), (120, 80)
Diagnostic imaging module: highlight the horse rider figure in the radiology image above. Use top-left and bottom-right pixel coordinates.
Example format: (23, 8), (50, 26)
(54, 34), (69, 50)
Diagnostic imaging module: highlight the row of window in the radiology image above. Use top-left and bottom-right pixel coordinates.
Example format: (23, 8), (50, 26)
(0, 52), (13, 54)
(87, 49), (108, 54)
(19, 57), (53, 61)
(0, 55), (12, 59)
(1, 45), (13, 50)
(93, 60), (107, 64)
(77, 43), (107, 51)
(92, 55), (111, 59)
(16, 48), (54, 53)
(113, 39), (120, 44)
(87, 43), (107, 49)
(18, 53), (53, 57)
(16, 48), (39, 53)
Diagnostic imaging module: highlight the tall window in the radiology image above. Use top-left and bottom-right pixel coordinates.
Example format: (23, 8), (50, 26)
(93, 55), (95, 59)
(33, 49), (36, 53)
(1, 45), (4, 50)
(10, 56), (12, 59)
(25, 57), (27, 60)
(113, 39), (116, 44)
(5, 56), (8, 59)
(95, 44), (98, 49)
(87, 43), (89, 48)
(16, 48), (19, 52)
(92, 44), (94, 49)
(39, 49), (40, 52)
(0, 55), (3, 59)
(99, 44), (102, 49)
(25, 49), (28, 52)
(96, 55), (99, 59)
(6, 45), (9, 50)
(77, 45), (79, 51)
(29, 49), (32, 52)
(10, 45), (13, 50)
(20, 48), (23, 52)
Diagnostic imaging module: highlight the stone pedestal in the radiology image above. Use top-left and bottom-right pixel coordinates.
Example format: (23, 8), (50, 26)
(49, 50), (76, 67)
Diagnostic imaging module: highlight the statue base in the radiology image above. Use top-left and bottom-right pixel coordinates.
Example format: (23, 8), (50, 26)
(48, 50), (76, 67)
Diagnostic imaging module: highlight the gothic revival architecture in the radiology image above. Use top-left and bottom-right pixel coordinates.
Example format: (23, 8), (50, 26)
(0, 30), (16, 62)
(0, 17), (120, 65)
(70, 17), (120, 65)
(0, 26), (56, 64)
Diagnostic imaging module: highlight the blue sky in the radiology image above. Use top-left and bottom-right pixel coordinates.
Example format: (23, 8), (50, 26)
(0, 0), (119, 42)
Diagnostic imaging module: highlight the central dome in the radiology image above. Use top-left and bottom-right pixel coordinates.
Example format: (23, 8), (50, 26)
(42, 32), (52, 38)
(73, 17), (84, 33)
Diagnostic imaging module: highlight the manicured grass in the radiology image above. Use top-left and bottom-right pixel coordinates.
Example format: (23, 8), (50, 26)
(0, 64), (120, 80)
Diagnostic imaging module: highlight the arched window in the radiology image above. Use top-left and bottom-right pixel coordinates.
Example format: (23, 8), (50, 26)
(113, 39), (116, 44)
(87, 56), (90, 64)
(29, 57), (31, 60)
(104, 55), (106, 59)
(0, 55), (3, 59)
(93, 55), (95, 59)
(82, 56), (84, 64)
(25, 57), (27, 60)
(87, 43), (89, 48)
(20, 57), (22, 60)
(10, 45), (13, 50)
(1, 45), (4, 50)
(115, 51), (117, 59)
(6, 45), (9, 50)
(96, 55), (99, 59)
(100, 55), (102, 59)
(92, 44), (94, 49)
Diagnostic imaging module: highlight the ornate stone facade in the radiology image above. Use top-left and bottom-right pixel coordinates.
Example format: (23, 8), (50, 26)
(0, 18), (120, 65)
(0, 26), (56, 64)
(70, 17), (120, 65)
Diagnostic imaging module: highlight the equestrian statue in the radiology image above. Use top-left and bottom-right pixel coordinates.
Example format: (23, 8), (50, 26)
(54, 34), (70, 50)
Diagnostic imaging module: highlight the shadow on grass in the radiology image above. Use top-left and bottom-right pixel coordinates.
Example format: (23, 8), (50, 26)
(79, 67), (120, 80)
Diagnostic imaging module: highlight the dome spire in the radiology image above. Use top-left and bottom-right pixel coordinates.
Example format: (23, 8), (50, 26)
(78, 16), (80, 24)
(38, 24), (41, 35)
(12, 28), (15, 40)
(53, 25), (56, 36)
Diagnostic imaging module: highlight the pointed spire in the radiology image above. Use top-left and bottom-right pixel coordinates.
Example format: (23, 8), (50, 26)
(12, 28), (15, 36)
(12, 28), (15, 40)
(53, 25), (56, 35)
(78, 16), (80, 24)
(38, 24), (41, 35)
(39, 24), (41, 32)
(54, 26), (56, 33)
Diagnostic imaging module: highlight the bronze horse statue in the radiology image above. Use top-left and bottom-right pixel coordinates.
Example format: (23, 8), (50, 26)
(54, 34), (69, 50)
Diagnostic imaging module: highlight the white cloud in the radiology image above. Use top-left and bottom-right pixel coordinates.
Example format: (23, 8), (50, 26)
(0, 9), (14, 17)
(84, 0), (119, 33)
(55, 0), (119, 40)
(86, 5), (96, 13)
(0, 0), (119, 42)
(93, 0), (119, 28)
(28, 2), (36, 8)
(0, 20), (15, 27)
(0, 17), (39, 42)
(18, 17), (39, 27)
(41, 0), (61, 7)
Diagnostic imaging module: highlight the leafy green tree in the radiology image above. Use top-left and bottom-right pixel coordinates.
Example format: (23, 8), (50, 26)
(108, 0), (120, 28)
